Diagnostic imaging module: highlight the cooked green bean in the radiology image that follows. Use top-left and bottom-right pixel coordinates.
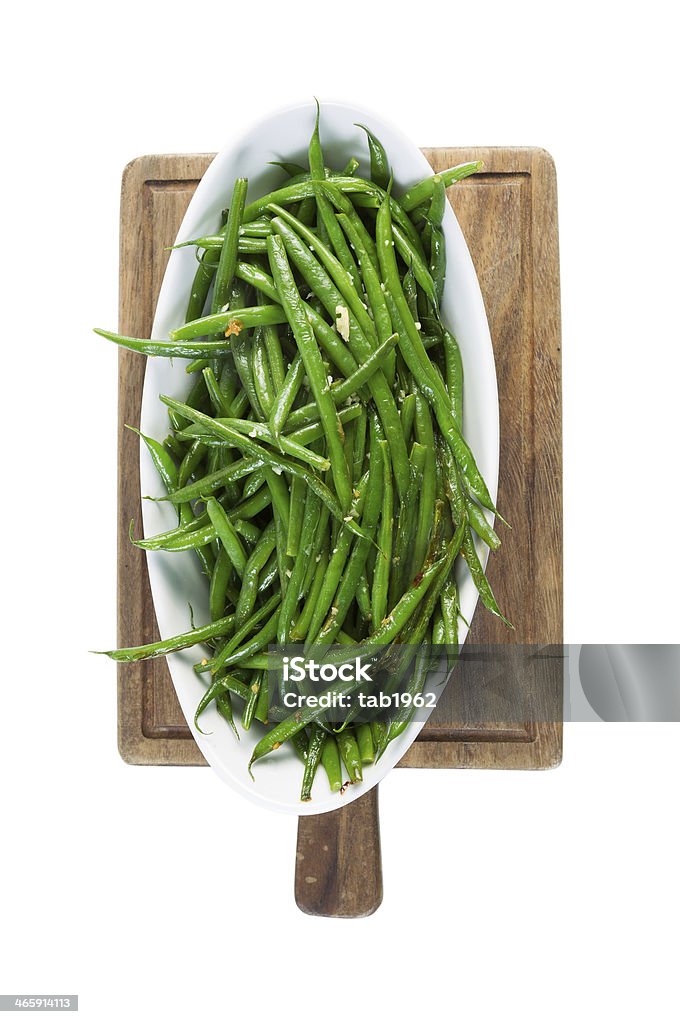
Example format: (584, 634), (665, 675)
(300, 724), (326, 801)
(95, 110), (508, 801)
(267, 233), (353, 512)
(356, 123), (390, 189)
(99, 612), (235, 662)
(212, 178), (248, 316)
(399, 160), (483, 212)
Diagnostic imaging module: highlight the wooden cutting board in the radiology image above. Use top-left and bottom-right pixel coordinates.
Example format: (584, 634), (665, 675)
(116, 147), (562, 915)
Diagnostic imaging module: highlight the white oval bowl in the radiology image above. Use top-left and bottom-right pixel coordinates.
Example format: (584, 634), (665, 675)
(141, 99), (499, 815)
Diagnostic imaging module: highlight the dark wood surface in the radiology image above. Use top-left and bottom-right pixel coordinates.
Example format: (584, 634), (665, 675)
(117, 148), (562, 917)
(295, 789), (382, 917)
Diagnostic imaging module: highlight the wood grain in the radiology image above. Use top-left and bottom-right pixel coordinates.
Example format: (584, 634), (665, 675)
(117, 147), (562, 771)
(295, 789), (383, 917)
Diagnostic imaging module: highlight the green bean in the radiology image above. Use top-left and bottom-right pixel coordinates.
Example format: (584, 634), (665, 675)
(461, 528), (512, 627)
(426, 175), (447, 229)
(206, 497), (248, 576)
(212, 416), (331, 473)
(390, 444), (425, 607)
(163, 433), (186, 461)
(266, 233), (352, 512)
(278, 484), (321, 644)
(286, 476), (306, 557)
(242, 672), (262, 731)
(251, 328), (275, 417)
(258, 548), (280, 596)
(320, 736), (343, 792)
(356, 723), (375, 764)
(432, 605), (446, 645)
(299, 504), (331, 600)
(399, 391), (416, 445)
(302, 476), (368, 647)
(372, 440), (393, 628)
(291, 542), (329, 641)
(169, 304), (287, 342)
(203, 592), (282, 676)
(403, 264), (418, 319)
(269, 160), (307, 178)
(442, 329), (464, 427)
(152, 457), (262, 504)
(300, 724), (326, 801)
(312, 181), (379, 269)
(386, 645), (432, 743)
(296, 195), (317, 226)
(210, 547), (233, 621)
(210, 601), (281, 677)
(98, 612), (235, 662)
(231, 485), (272, 521)
(242, 174), (388, 223)
(341, 156), (360, 177)
(268, 352), (305, 439)
(223, 280), (265, 421)
(355, 572), (372, 624)
(440, 575), (460, 648)
(194, 677), (224, 733)
(255, 669), (270, 724)
(128, 426), (178, 491)
(399, 161), (483, 212)
(94, 327), (234, 360)
(350, 408), (367, 486)
(336, 730), (363, 783)
(201, 365), (231, 418)
(212, 178), (248, 316)
(132, 520), (214, 553)
(264, 467), (293, 592)
(366, 546), (448, 646)
(261, 322), (286, 394)
(371, 721), (388, 762)
(438, 439), (500, 550)
(242, 467), (266, 500)
(184, 403), (362, 453)
(216, 690), (239, 739)
(234, 521), (277, 628)
(355, 123), (391, 189)
(216, 673), (257, 707)
(466, 499), (501, 552)
(235, 260), (280, 302)
(392, 222), (438, 305)
(412, 393), (436, 576)
(308, 103), (361, 282)
(175, 235), (267, 254)
(421, 174), (446, 260)
(186, 249), (217, 323)
(313, 431), (382, 646)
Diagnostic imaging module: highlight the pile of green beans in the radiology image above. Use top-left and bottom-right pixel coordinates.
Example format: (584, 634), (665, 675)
(97, 108), (509, 801)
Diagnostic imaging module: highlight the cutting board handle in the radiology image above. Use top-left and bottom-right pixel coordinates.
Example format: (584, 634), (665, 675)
(295, 786), (382, 917)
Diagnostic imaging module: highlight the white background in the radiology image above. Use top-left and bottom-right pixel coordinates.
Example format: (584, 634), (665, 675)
(2, 2), (678, 1021)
